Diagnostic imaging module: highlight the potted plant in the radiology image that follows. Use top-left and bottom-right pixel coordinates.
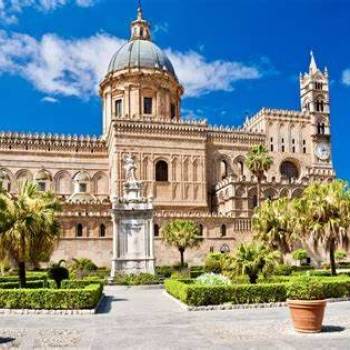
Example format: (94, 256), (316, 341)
(287, 276), (326, 333)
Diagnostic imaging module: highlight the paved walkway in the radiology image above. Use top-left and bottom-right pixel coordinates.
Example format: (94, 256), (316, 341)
(0, 286), (350, 349)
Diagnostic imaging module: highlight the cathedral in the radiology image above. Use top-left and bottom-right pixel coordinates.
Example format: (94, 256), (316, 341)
(0, 6), (335, 267)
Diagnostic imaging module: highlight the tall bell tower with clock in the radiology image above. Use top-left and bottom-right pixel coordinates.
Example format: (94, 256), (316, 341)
(300, 51), (335, 180)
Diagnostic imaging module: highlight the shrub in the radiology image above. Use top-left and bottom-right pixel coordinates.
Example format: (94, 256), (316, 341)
(171, 270), (190, 280)
(155, 266), (173, 279)
(319, 278), (350, 298)
(173, 262), (189, 271)
(287, 277), (325, 300)
(204, 253), (223, 273)
(69, 258), (98, 280)
(0, 271), (48, 283)
(291, 249), (308, 263)
(195, 273), (231, 286)
(48, 261), (69, 288)
(0, 280), (46, 289)
(0, 283), (102, 309)
(274, 264), (293, 276)
(335, 250), (347, 262)
(291, 265), (315, 273)
(61, 279), (104, 289)
(165, 279), (287, 306)
(165, 276), (350, 306)
(113, 273), (160, 286)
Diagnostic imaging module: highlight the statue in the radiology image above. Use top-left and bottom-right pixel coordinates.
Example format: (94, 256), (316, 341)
(124, 154), (137, 182)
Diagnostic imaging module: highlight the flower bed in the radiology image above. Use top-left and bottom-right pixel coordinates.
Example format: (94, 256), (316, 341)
(0, 282), (103, 310)
(164, 277), (350, 306)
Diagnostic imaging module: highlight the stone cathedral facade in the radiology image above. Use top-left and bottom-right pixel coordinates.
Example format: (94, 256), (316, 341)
(0, 7), (335, 267)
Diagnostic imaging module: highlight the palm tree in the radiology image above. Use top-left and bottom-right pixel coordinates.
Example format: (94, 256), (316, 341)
(293, 180), (350, 276)
(0, 181), (62, 287)
(161, 220), (202, 268)
(252, 197), (294, 258)
(230, 242), (280, 283)
(245, 145), (273, 207)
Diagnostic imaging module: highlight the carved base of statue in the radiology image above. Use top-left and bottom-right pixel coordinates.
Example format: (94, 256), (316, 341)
(109, 155), (155, 280)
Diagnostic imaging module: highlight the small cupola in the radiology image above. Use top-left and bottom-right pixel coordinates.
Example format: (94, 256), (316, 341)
(130, 4), (151, 41)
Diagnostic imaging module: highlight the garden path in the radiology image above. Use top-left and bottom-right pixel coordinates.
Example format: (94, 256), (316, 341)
(0, 286), (350, 349)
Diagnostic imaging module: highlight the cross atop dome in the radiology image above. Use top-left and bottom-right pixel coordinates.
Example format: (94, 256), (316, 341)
(131, 0), (151, 41)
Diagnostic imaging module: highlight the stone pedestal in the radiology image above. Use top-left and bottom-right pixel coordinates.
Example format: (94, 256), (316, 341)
(110, 177), (155, 279)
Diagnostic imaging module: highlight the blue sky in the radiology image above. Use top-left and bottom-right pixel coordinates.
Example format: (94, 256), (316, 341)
(0, 0), (349, 179)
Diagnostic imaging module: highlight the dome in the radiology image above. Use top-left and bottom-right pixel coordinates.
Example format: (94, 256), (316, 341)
(107, 40), (177, 79)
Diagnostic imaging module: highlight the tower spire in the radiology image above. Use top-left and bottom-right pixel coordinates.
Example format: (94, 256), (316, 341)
(309, 50), (318, 74)
(137, 0), (143, 20)
(130, 0), (151, 41)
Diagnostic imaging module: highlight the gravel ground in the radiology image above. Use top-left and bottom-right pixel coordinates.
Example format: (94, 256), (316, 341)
(0, 286), (349, 349)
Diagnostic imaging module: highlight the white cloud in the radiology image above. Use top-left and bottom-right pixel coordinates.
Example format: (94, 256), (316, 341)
(167, 50), (261, 97)
(342, 69), (350, 86)
(41, 96), (59, 103)
(0, 0), (97, 24)
(0, 30), (124, 97)
(0, 30), (263, 99)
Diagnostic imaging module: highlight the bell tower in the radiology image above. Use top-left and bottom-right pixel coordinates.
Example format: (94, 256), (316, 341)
(300, 52), (334, 179)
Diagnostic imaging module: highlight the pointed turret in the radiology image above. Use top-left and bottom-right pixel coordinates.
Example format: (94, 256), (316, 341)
(309, 51), (318, 74)
(130, 1), (151, 41)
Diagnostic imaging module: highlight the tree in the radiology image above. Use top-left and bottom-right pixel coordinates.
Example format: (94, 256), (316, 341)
(161, 220), (202, 268)
(293, 180), (350, 276)
(292, 249), (308, 265)
(0, 181), (62, 287)
(252, 197), (293, 258)
(229, 242), (280, 284)
(245, 145), (273, 207)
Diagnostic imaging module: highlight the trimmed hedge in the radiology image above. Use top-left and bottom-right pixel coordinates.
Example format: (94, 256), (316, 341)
(113, 273), (160, 286)
(0, 272), (48, 283)
(61, 279), (104, 289)
(165, 277), (350, 306)
(165, 279), (287, 306)
(0, 280), (46, 289)
(0, 283), (103, 310)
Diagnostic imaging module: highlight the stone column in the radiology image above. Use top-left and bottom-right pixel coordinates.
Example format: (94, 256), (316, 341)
(109, 209), (119, 280)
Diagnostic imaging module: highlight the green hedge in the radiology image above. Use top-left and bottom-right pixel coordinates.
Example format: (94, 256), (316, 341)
(0, 280), (46, 289)
(0, 283), (103, 310)
(61, 279), (104, 289)
(113, 273), (160, 285)
(0, 272), (48, 283)
(165, 277), (350, 306)
(165, 280), (287, 306)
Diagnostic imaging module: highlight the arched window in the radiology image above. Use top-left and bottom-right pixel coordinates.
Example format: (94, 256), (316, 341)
(115, 99), (122, 117)
(316, 100), (324, 112)
(220, 160), (228, 180)
(220, 244), (230, 254)
(198, 224), (203, 236)
(76, 224), (83, 238)
(317, 123), (326, 135)
(280, 161), (299, 181)
(155, 161), (168, 182)
(99, 224), (106, 238)
(220, 224), (227, 237)
(248, 190), (258, 210)
(238, 160), (244, 176)
(154, 224), (160, 237)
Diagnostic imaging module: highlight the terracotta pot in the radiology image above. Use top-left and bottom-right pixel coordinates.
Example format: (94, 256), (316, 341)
(287, 299), (327, 333)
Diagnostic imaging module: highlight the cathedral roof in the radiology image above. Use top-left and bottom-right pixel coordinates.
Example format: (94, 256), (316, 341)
(107, 40), (176, 78)
(107, 4), (177, 80)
